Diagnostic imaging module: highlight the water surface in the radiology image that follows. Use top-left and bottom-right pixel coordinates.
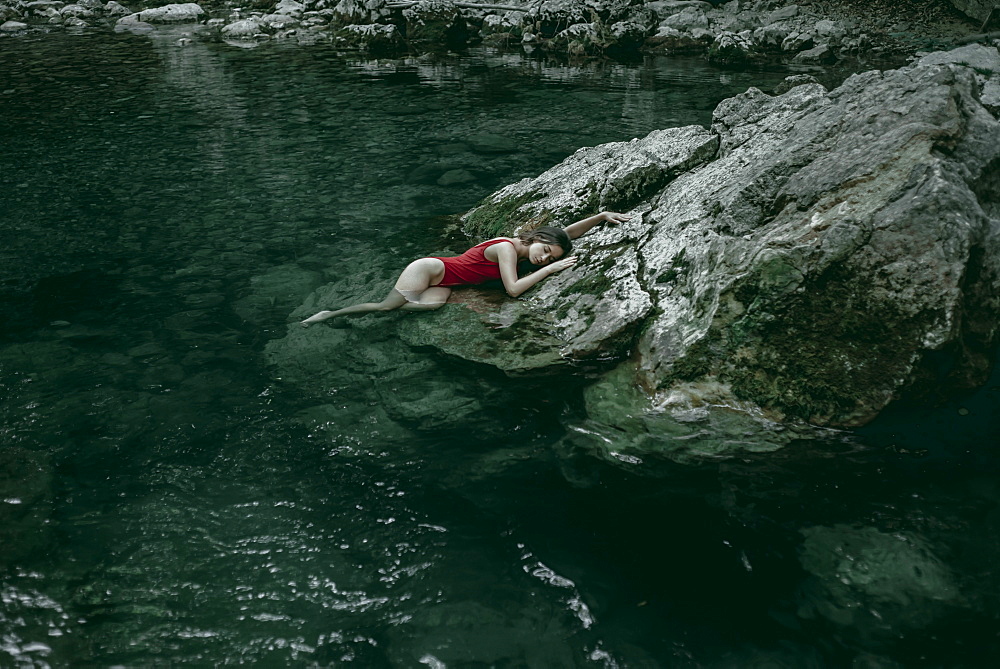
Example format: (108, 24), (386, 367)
(2, 30), (998, 667)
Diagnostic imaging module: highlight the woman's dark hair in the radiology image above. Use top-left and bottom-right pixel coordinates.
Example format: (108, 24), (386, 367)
(518, 226), (572, 257)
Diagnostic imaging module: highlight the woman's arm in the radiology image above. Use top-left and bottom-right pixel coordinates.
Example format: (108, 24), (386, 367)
(563, 211), (631, 240)
(494, 242), (577, 298)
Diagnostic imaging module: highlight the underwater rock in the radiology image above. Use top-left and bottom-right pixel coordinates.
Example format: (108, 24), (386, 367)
(797, 524), (962, 641)
(232, 263), (323, 325)
(413, 46), (1000, 428)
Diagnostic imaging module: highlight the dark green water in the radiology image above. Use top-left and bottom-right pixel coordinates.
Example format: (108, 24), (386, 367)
(2, 30), (999, 668)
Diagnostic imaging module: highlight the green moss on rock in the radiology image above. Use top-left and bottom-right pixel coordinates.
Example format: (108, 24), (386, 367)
(463, 190), (549, 239)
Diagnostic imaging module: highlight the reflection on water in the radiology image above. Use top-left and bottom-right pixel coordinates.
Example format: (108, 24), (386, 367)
(1, 30), (999, 667)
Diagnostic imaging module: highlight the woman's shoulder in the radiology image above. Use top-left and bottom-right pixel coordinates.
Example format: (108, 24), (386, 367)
(478, 237), (516, 250)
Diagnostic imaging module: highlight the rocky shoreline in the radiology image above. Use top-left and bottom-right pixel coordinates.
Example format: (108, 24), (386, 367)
(1, 0), (995, 66)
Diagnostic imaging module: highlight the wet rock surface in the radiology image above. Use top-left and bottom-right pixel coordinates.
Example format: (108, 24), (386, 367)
(388, 45), (1000, 428)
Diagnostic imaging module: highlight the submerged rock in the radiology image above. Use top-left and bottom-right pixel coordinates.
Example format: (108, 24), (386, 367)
(402, 45), (1000, 428)
(797, 524), (962, 641)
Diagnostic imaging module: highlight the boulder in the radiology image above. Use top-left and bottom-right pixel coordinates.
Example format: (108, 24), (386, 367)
(414, 46), (1000, 427)
(259, 12), (299, 29)
(1, 19), (27, 30)
(780, 30), (813, 52)
(275, 0), (306, 17)
(59, 3), (94, 17)
(660, 5), (709, 31)
(707, 29), (759, 63)
(104, 1), (131, 17)
(797, 525), (962, 641)
(792, 43), (835, 63)
(765, 4), (799, 24)
(221, 18), (264, 38)
(118, 3), (204, 24)
(753, 22), (791, 49)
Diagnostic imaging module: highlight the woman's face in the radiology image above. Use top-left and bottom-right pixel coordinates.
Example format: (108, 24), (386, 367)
(528, 240), (563, 265)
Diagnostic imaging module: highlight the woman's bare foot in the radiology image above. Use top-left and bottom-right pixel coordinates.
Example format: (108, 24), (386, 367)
(300, 310), (334, 327)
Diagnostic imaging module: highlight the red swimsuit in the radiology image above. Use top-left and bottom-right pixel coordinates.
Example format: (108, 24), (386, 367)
(433, 239), (509, 287)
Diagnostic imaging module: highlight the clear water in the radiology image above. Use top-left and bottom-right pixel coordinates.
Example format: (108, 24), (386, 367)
(2, 30), (999, 668)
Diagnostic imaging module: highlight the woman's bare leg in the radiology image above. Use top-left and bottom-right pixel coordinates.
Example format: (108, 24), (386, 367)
(300, 258), (445, 326)
(300, 289), (408, 326)
(399, 286), (451, 311)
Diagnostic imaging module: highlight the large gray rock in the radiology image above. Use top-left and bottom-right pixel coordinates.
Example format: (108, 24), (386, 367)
(415, 45), (1000, 427)
(117, 2), (203, 24)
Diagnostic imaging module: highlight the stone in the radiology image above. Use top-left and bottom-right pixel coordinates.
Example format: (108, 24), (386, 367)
(275, 0), (306, 17)
(708, 29), (759, 63)
(104, 1), (131, 17)
(660, 6), (709, 31)
(25, 0), (64, 11)
(772, 73), (820, 95)
(437, 168), (476, 186)
(60, 4), (93, 16)
(645, 0), (714, 21)
(813, 18), (846, 43)
(118, 2), (204, 25)
(765, 4), (798, 23)
(798, 525), (962, 639)
(1, 19), (27, 30)
(792, 43), (835, 63)
(780, 30), (813, 52)
(221, 18), (264, 38)
(113, 18), (152, 33)
(259, 13), (299, 29)
(753, 22), (790, 48)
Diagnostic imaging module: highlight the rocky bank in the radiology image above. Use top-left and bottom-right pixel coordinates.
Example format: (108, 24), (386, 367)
(1, 0), (996, 65)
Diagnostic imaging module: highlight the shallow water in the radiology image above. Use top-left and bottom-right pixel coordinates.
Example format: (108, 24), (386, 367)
(2, 30), (999, 667)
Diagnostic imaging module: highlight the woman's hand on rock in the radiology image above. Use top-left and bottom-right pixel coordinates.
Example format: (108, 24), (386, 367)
(548, 256), (578, 273)
(602, 211), (631, 225)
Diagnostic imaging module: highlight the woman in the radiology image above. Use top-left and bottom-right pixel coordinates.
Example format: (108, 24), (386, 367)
(300, 211), (630, 326)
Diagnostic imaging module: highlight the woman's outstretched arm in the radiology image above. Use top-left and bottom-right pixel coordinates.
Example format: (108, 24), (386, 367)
(494, 242), (577, 298)
(563, 211), (631, 240)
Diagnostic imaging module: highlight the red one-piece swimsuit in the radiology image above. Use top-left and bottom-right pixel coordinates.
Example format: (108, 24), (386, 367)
(433, 239), (510, 287)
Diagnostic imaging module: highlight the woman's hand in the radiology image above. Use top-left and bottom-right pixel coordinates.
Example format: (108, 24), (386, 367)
(602, 211), (631, 225)
(547, 255), (578, 273)
(565, 212), (632, 239)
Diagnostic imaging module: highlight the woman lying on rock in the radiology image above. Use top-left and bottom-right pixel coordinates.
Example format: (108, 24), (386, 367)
(300, 211), (630, 327)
